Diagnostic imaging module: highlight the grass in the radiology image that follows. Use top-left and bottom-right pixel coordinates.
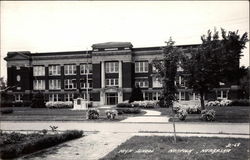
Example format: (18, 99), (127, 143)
(101, 136), (249, 160)
(0, 107), (145, 121)
(153, 106), (249, 123)
(0, 130), (83, 159)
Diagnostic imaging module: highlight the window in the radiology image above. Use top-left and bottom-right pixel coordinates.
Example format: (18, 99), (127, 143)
(106, 78), (118, 87)
(176, 76), (185, 87)
(152, 77), (163, 88)
(80, 64), (92, 75)
(64, 79), (76, 89)
(65, 93), (74, 101)
(80, 79), (93, 89)
(49, 94), (61, 102)
(193, 93), (200, 100)
(135, 61), (148, 73)
(64, 64), (76, 75)
(105, 62), (118, 73)
(49, 65), (61, 76)
(49, 79), (61, 90)
(14, 94), (22, 102)
(33, 80), (45, 90)
(178, 92), (185, 101)
(153, 92), (161, 101)
(135, 79), (149, 88)
(217, 90), (228, 99)
(33, 66), (45, 76)
(143, 92), (151, 100)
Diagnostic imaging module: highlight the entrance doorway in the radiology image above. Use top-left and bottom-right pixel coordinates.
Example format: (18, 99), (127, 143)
(106, 93), (118, 105)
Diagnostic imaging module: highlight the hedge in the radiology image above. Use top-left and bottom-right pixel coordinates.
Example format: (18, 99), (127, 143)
(116, 103), (133, 108)
(0, 130), (83, 159)
(116, 108), (141, 114)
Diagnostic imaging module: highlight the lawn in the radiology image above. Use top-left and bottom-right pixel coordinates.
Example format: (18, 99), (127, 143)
(0, 130), (83, 159)
(153, 106), (249, 123)
(0, 107), (145, 121)
(101, 136), (249, 160)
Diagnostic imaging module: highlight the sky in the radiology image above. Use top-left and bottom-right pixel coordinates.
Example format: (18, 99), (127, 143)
(0, 1), (249, 80)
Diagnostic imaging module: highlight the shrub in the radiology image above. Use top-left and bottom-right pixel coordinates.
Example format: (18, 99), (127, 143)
(229, 99), (250, 106)
(186, 104), (201, 114)
(177, 108), (188, 121)
(45, 101), (73, 109)
(200, 109), (216, 121)
(0, 130), (83, 159)
(131, 101), (158, 108)
(116, 108), (141, 114)
(87, 108), (100, 119)
(1, 109), (13, 114)
(205, 99), (232, 107)
(105, 110), (118, 120)
(116, 103), (133, 108)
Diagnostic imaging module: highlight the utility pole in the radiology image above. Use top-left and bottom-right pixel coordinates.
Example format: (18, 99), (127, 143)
(86, 48), (89, 109)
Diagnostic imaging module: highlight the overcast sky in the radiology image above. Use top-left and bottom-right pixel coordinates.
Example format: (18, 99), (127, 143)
(1, 1), (249, 80)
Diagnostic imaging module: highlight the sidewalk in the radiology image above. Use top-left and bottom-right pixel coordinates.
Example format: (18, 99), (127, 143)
(120, 109), (170, 123)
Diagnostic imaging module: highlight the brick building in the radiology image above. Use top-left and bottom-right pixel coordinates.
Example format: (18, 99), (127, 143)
(4, 42), (233, 106)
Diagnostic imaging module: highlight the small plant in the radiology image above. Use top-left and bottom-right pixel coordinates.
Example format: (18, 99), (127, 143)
(200, 109), (216, 121)
(105, 110), (118, 120)
(87, 108), (100, 119)
(177, 108), (188, 121)
(49, 126), (58, 133)
(40, 129), (48, 135)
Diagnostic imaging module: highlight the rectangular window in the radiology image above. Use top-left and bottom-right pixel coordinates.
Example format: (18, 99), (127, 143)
(33, 80), (45, 90)
(152, 77), (163, 88)
(64, 64), (76, 75)
(14, 94), (22, 102)
(49, 94), (60, 102)
(105, 62), (119, 73)
(105, 78), (118, 87)
(49, 79), (61, 90)
(135, 61), (148, 73)
(178, 92), (185, 101)
(80, 64), (92, 75)
(49, 65), (61, 76)
(80, 79), (93, 89)
(135, 79), (149, 88)
(65, 93), (74, 101)
(64, 79), (76, 90)
(33, 66), (45, 76)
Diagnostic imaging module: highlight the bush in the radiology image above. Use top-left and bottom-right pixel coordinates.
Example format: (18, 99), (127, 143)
(131, 101), (158, 108)
(116, 108), (141, 114)
(200, 109), (216, 121)
(105, 110), (118, 120)
(205, 99), (232, 107)
(45, 101), (73, 109)
(1, 109), (13, 114)
(116, 103), (133, 108)
(0, 130), (83, 159)
(87, 108), (100, 119)
(229, 99), (250, 106)
(186, 104), (201, 114)
(177, 108), (188, 121)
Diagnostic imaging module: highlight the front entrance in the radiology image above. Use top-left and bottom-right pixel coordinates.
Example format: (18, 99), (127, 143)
(106, 93), (118, 105)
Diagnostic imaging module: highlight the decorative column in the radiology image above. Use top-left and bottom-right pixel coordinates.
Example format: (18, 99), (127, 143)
(118, 61), (123, 103)
(100, 61), (105, 105)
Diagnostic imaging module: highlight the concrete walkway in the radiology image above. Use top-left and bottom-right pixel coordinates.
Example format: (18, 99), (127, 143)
(120, 109), (169, 123)
(20, 132), (132, 160)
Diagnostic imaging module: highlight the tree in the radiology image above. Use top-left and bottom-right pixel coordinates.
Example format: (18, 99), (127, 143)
(183, 28), (248, 110)
(153, 37), (184, 143)
(129, 84), (144, 103)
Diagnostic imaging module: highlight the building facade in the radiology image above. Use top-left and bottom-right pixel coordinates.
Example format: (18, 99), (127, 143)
(4, 42), (233, 106)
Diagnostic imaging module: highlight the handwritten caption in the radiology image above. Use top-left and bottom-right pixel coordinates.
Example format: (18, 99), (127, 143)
(118, 143), (241, 155)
